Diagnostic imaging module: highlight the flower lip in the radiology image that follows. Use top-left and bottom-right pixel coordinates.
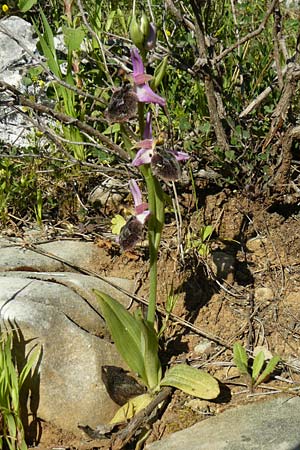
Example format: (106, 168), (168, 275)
(105, 84), (138, 122)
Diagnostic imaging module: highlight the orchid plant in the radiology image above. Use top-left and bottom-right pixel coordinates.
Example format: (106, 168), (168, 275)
(95, 6), (220, 423)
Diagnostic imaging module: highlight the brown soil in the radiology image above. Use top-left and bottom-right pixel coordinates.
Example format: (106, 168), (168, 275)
(16, 190), (300, 449)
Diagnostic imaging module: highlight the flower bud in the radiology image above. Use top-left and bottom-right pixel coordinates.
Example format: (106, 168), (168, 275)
(152, 55), (168, 89)
(140, 11), (150, 38)
(145, 22), (157, 51)
(129, 13), (144, 49)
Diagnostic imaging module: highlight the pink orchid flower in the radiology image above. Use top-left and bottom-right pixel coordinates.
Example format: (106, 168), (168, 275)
(131, 47), (166, 106)
(129, 179), (150, 224)
(132, 113), (189, 174)
(118, 180), (150, 250)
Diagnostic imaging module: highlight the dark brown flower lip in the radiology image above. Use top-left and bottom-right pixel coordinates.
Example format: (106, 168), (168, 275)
(105, 84), (138, 123)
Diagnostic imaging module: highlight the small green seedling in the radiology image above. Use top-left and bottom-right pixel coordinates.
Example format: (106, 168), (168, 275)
(233, 342), (280, 392)
(186, 225), (213, 257)
(158, 283), (178, 338)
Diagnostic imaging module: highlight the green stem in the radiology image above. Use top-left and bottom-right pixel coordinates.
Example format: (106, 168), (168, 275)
(137, 105), (165, 325)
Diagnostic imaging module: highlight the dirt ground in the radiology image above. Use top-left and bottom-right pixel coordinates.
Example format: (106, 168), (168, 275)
(9, 188), (300, 449)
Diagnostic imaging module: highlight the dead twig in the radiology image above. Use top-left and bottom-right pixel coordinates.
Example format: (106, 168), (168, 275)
(111, 387), (173, 450)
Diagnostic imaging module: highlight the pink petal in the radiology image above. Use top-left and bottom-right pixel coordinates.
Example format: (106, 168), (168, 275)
(173, 150), (190, 161)
(129, 179), (142, 207)
(131, 47), (144, 76)
(135, 202), (149, 215)
(135, 84), (166, 106)
(132, 147), (153, 166)
(136, 209), (151, 225)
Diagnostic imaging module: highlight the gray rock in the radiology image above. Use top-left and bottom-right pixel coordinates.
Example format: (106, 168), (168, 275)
(0, 16), (39, 146)
(0, 238), (136, 433)
(211, 251), (235, 281)
(0, 240), (107, 273)
(1, 298), (122, 432)
(146, 396), (300, 450)
(0, 272), (133, 336)
(0, 16), (37, 76)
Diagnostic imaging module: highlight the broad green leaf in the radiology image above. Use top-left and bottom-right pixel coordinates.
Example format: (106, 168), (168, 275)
(34, 22), (61, 78)
(140, 319), (162, 391)
(254, 355), (280, 387)
(94, 290), (147, 384)
(252, 351), (265, 382)
(233, 343), (248, 375)
(40, 10), (56, 57)
(109, 393), (153, 424)
(18, 0), (37, 12)
(111, 214), (126, 235)
(161, 364), (220, 399)
(63, 26), (86, 53)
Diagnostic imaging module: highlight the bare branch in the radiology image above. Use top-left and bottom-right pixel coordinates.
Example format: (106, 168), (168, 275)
(0, 81), (130, 161)
(190, 0), (229, 151)
(214, 0), (278, 64)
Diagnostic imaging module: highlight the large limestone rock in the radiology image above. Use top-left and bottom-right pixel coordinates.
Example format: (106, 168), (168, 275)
(146, 396), (300, 450)
(0, 239), (135, 434)
(0, 16), (38, 146)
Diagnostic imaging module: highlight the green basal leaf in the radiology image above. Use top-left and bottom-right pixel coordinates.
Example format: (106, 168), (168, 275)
(6, 413), (16, 438)
(94, 290), (147, 385)
(161, 364), (220, 399)
(252, 351), (265, 382)
(233, 343), (249, 375)
(109, 393), (153, 424)
(103, 123), (121, 135)
(139, 319), (162, 391)
(254, 355), (280, 387)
